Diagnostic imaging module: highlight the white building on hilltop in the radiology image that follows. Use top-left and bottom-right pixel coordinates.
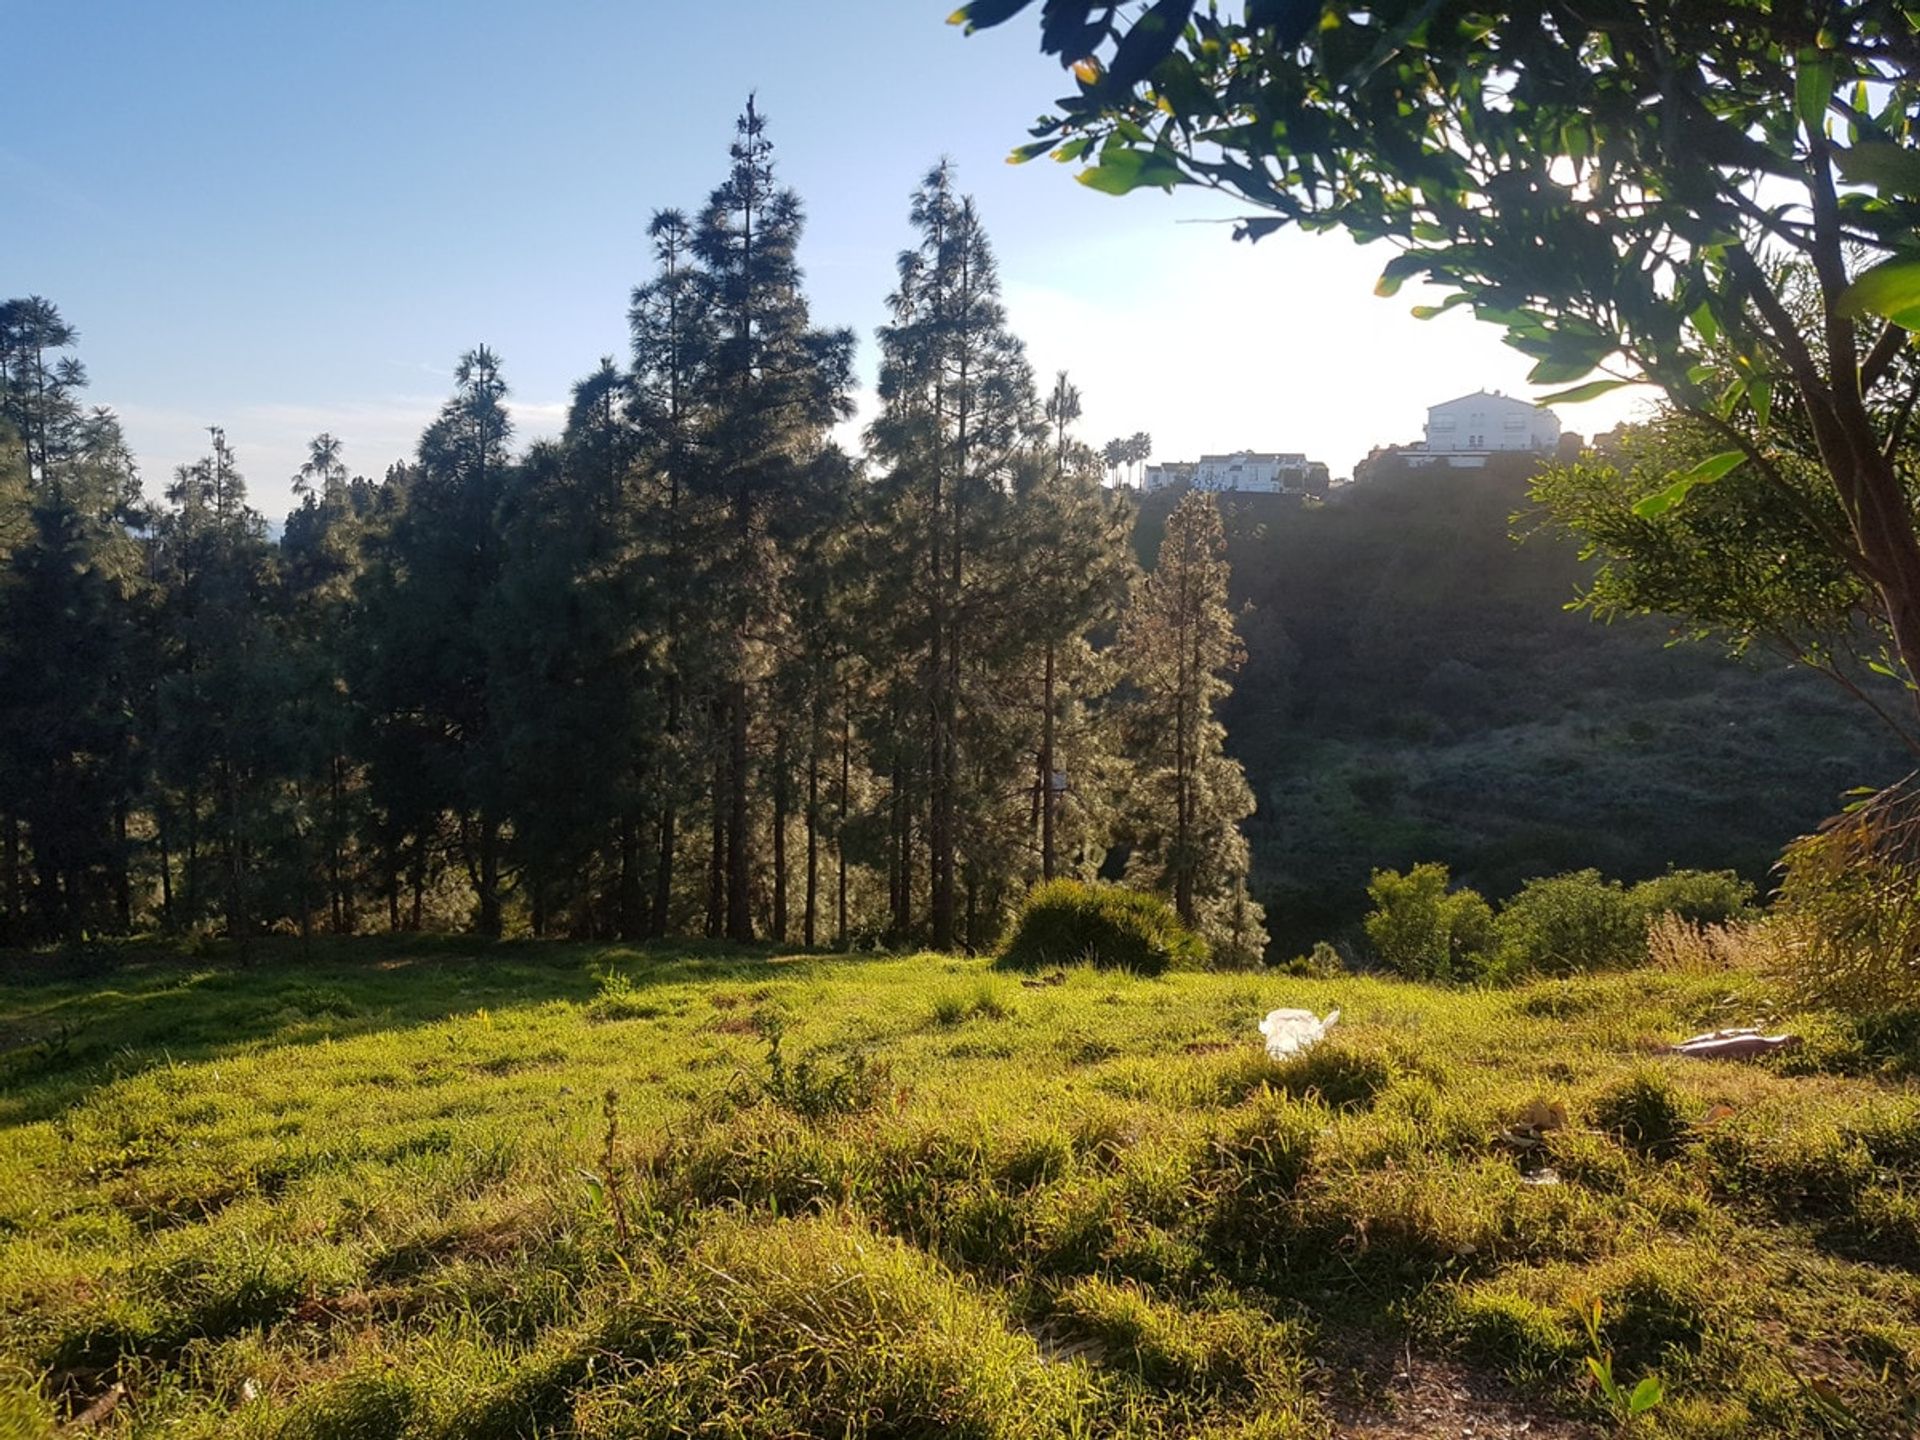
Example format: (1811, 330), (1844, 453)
(1409, 390), (1560, 467)
(1146, 451), (1329, 495)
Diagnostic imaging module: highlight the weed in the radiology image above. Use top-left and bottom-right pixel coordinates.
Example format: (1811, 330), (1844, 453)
(755, 1035), (890, 1119)
(1580, 1296), (1667, 1426)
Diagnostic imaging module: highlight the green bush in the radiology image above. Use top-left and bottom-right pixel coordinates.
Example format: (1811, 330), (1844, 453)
(1494, 869), (1645, 978)
(1627, 868), (1755, 926)
(1774, 782), (1920, 1011)
(996, 880), (1206, 976)
(1363, 863), (1495, 980)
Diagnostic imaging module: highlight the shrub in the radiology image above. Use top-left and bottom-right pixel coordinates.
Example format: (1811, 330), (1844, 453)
(1774, 781), (1920, 1011)
(997, 880), (1206, 976)
(1494, 870), (1644, 978)
(1627, 868), (1755, 926)
(1363, 863), (1495, 980)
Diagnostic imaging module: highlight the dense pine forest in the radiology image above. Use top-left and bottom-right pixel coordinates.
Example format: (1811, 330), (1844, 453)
(0, 106), (1266, 962)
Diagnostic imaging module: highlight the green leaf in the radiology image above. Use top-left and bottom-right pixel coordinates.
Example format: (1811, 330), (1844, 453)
(1527, 352), (1606, 385)
(1633, 450), (1745, 517)
(1076, 148), (1185, 194)
(579, 1169), (606, 1208)
(1374, 251), (1428, 298)
(1586, 1355), (1622, 1406)
(1750, 378), (1773, 429)
(1008, 139), (1057, 164)
(1797, 49), (1836, 134)
(1838, 256), (1920, 328)
(1538, 378), (1632, 404)
(1690, 302), (1720, 346)
(1836, 143), (1920, 198)
(1629, 1376), (1666, 1415)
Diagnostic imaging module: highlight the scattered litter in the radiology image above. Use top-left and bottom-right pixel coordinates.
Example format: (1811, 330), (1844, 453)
(1500, 1098), (1568, 1150)
(70, 1383), (125, 1430)
(1665, 1028), (1801, 1061)
(1520, 1167), (1561, 1186)
(1260, 1007), (1339, 1059)
(1520, 1098), (1569, 1132)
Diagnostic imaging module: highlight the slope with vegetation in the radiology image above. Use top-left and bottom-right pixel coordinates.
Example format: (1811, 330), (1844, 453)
(3, 930), (1918, 1438)
(1133, 461), (1912, 952)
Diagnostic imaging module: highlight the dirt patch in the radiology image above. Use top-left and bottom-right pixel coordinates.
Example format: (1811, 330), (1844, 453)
(1322, 1344), (1596, 1439)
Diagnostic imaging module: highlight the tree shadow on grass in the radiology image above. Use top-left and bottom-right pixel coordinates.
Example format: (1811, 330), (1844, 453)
(0, 933), (877, 1127)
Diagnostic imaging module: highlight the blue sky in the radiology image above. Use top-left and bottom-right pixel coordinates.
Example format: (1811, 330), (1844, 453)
(4, 0), (1642, 515)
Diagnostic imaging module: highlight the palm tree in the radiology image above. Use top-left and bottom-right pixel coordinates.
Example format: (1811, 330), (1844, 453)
(1102, 436), (1126, 486)
(294, 432), (345, 498)
(1129, 431), (1152, 488)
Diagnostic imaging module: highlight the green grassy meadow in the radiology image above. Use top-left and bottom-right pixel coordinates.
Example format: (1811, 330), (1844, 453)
(3, 939), (1920, 1437)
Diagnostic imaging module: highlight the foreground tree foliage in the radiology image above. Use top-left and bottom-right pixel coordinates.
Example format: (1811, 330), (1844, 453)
(0, 106), (1269, 954)
(962, 0), (1920, 725)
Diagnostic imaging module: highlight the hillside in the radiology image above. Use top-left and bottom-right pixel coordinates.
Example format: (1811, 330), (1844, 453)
(4, 939), (1919, 1436)
(1136, 463), (1915, 952)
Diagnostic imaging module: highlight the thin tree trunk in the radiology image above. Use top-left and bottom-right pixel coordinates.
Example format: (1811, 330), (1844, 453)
(838, 701), (851, 948)
(726, 682), (752, 942)
(771, 729), (789, 946)
(157, 811), (174, 931)
(805, 737), (819, 949)
(329, 756), (347, 934)
(114, 799), (131, 932)
(618, 811), (643, 941)
(409, 831), (425, 931)
(1041, 639), (1057, 881)
(477, 814), (502, 938)
(652, 674), (681, 938)
(4, 813), (21, 945)
(706, 730), (726, 939)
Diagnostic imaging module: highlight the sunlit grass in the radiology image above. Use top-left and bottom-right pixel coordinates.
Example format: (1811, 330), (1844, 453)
(1, 937), (1917, 1436)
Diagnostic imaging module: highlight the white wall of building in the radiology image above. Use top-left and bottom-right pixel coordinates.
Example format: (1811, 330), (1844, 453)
(1423, 391), (1560, 454)
(1193, 450), (1313, 493)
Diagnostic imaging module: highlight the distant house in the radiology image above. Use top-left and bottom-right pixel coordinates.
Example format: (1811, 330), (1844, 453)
(1406, 390), (1561, 468)
(1145, 450), (1330, 495)
(1143, 461), (1196, 492)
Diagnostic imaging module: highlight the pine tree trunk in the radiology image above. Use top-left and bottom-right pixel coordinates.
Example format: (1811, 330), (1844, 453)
(157, 812), (174, 931)
(838, 703), (851, 948)
(184, 780), (200, 922)
(329, 756), (347, 934)
(1041, 640), (1056, 881)
(726, 681), (752, 942)
(772, 729), (789, 945)
(1, 813), (16, 946)
(114, 799), (131, 931)
(805, 739), (819, 949)
(618, 811), (643, 941)
(409, 834), (425, 931)
(706, 729), (726, 939)
(653, 803), (676, 938)
(653, 673), (681, 938)
(222, 761), (248, 951)
(477, 814), (502, 938)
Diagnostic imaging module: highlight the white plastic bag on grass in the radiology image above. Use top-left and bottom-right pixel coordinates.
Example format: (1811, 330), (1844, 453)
(1259, 1007), (1339, 1059)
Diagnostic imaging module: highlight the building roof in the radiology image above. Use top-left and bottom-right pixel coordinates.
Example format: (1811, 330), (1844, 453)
(1428, 389), (1550, 412)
